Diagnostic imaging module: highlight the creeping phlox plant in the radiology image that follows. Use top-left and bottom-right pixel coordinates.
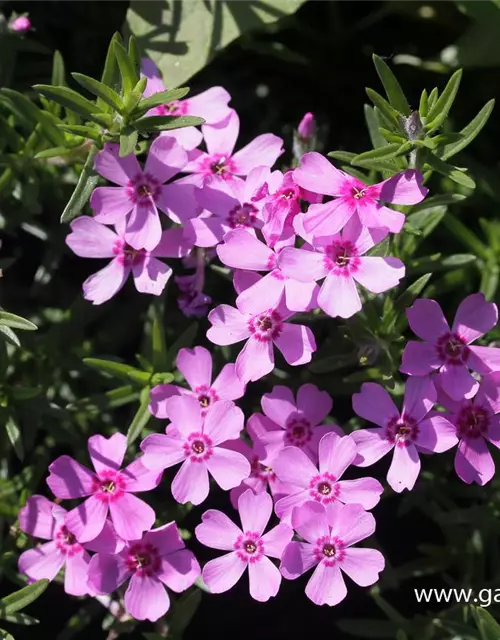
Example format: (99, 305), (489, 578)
(3, 29), (499, 638)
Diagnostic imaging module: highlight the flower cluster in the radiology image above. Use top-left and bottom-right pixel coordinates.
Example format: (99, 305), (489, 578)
(19, 59), (500, 625)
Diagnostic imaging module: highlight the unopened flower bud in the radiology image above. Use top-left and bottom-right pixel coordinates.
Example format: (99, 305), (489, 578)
(401, 111), (422, 141)
(297, 112), (316, 141)
(9, 15), (31, 34)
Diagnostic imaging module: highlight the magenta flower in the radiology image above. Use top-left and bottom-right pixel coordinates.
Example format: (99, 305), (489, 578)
(176, 274), (212, 317)
(187, 167), (268, 247)
(280, 501), (384, 606)
(18, 496), (122, 596)
(183, 110), (283, 185)
(141, 397), (250, 505)
(273, 433), (383, 523)
(297, 112), (316, 141)
(88, 522), (200, 622)
(248, 384), (342, 464)
(401, 294), (500, 400)
(436, 373), (500, 485)
(149, 345), (245, 418)
(352, 377), (457, 492)
(90, 138), (189, 251)
(293, 152), (428, 236)
(207, 296), (316, 383)
(196, 489), (293, 602)
(66, 217), (191, 305)
(279, 216), (405, 319)
(217, 229), (318, 314)
(9, 15), (31, 33)
(46, 433), (161, 542)
(259, 170), (321, 249)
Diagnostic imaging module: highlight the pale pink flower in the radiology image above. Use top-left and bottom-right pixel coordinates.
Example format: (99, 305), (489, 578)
(280, 501), (384, 606)
(88, 522), (200, 622)
(293, 152), (427, 235)
(247, 384), (342, 464)
(273, 433), (383, 523)
(18, 496), (122, 596)
(9, 15), (31, 33)
(278, 216), (405, 319)
(90, 138), (190, 251)
(352, 377), (457, 492)
(401, 294), (500, 400)
(436, 373), (500, 485)
(141, 397), (250, 505)
(149, 345), (245, 418)
(46, 433), (161, 542)
(207, 295), (316, 384)
(196, 490), (293, 602)
(66, 217), (191, 305)
(216, 229), (318, 314)
(183, 110), (283, 185)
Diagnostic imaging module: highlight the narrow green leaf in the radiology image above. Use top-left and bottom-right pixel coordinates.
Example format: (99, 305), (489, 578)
(127, 387), (152, 446)
(83, 357), (145, 383)
(352, 142), (411, 166)
(123, 76), (148, 115)
(424, 69), (463, 133)
(33, 85), (99, 119)
(98, 33), (121, 113)
(365, 88), (399, 127)
(71, 73), (124, 113)
(419, 89), (429, 118)
(327, 150), (356, 163)
(0, 326), (20, 347)
(385, 274), (433, 333)
(150, 372), (175, 386)
(372, 54), (411, 115)
(350, 158), (401, 173)
(133, 115), (205, 132)
(114, 39), (138, 95)
(427, 87), (438, 110)
(409, 193), (466, 213)
(119, 130), (138, 157)
(473, 607), (500, 640)
(128, 35), (141, 86)
(407, 253), (476, 276)
(57, 124), (102, 143)
(424, 151), (475, 189)
(60, 147), (99, 223)
(2, 611), (38, 626)
(0, 629), (14, 640)
(135, 88), (190, 115)
(126, 370), (152, 385)
(51, 51), (66, 87)
(5, 415), (23, 461)
(379, 127), (405, 144)
(67, 386), (138, 414)
(152, 306), (168, 371)
(35, 146), (75, 160)
(442, 213), (490, 260)
(441, 99), (495, 161)
(364, 105), (387, 150)
(0, 580), (49, 617)
(0, 312), (37, 331)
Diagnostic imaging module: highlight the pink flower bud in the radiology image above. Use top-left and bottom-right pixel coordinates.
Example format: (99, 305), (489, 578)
(297, 112), (315, 140)
(9, 15), (31, 33)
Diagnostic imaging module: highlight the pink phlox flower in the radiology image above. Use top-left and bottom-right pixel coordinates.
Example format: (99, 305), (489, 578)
(247, 384), (343, 465)
(217, 228), (318, 314)
(435, 372), (500, 485)
(18, 495), (123, 596)
(9, 15), (31, 33)
(141, 397), (250, 505)
(352, 377), (457, 493)
(66, 217), (191, 305)
(293, 152), (428, 236)
(90, 138), (192, 251)
(207, 289), (317, 383)
(273, 432), (383, 524)
(88, 521), (200, 622)
(186, 167), (269, 247)
(196, 489), (293, 601)
(280, 501), (384, 606)
(401, 294), (500, 400)
(260, 170), (321, 248)
(182, 110), (283, 186)
(175, 273), (212, 317)
(278, 215), (405, 319)
(46, 433), (161, 543)
(149, 345), (245, 418)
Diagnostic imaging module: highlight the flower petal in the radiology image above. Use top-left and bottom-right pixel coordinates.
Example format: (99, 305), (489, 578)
(90, 187), (133, 224)
(211, 363), (246, 401)
(305, 562), (347, 606)
(121, 458), (162, 492)
(416, 415), (459, 453)
(172, 459), (210, 505)
(231, 134), (283, 176)
(140, 433), (186, 471)
(195, 509), (242, 550)
(19, 495), (57, 540)
(87, 551), (129, 594)
(18, 542), (65, 582)
(439, 364), (479, 401)
(94, 143), (142, 186)
(353, 257), (405, 294)
(336, 478), (383, 509)
(291, 501), (329, 544)
(452, 293), (498, 343)
(352, 382), (398, 427)
(109, 494), (156, 541)
(157, 549), (200, 592)
(176, 346), (212, 390)
(260, 522), (294, 559)
(319, 433), (356, 478)
(64, 495), (108, 543)
(204, 400), (245, 445)
(125, 574), (170, 622)
(280, 541), (318, 579)
(202, 552), (246, 593)
(66, 216), (118, 257)
(351, 429), (393, 467)
(278, 247), (328, 283)
(88, 433), (127, 474)
(167, 395), (204, 436)
(329, 503), (376, 547)
(236, 272), (285, 315)
(455, 436), (495, 485)
(367, 170), (428, 205)
(132, 256), (172, 296)
(82, 259), (129, 305)
(238, 489), (272, 536)
(262, 386), (296, 427)
(402, 376), (436, 423)
(217, 229), (273, 270)
(47, 456), (96, 499)
(186, 86), (231, 124)
(248, 556), (282, 602)
(144, 136), (187, 184)
(387, 444), (421, 493)
(318, 273), (361, 319)
(407, 299), (450, 342)
(206, 446), (251, 490)
(340, 548), (385, 586)
(468, 346), (500, 375)
(274, 323), (316, 366)
(293, 152), (347, 196)
(64, 551), (91, 596)
(400, 341), (442, 375)
(296, 383), (333, 426)
(203, 110), (239, 156)
(124, 202), (162, 252)
(207, 305), (249, 346)
(303, 199), (356, 237)
(235, 337), (275, 383)
(273, 446), (316, 488)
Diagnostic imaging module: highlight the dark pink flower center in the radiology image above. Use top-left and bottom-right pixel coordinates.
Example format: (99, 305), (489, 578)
(126, 542), (160, 577)
(126, 172), (161, 204)
(194, 385), (219, 411)
(457, 402), (490, 439)
(154, 100), (188, 117)
(285, 416), (312, 447)
(200, 153), (236, 179)
(248, 310), (283, 342)
(386, 414), (419, 447)
(55, 525), (82, 557)
(250, 455), (276, 484)
(324, 241), (360, 276)
(278, 186), (299, 201)
(184, 432), (213, 462)
(93, 470), (126, 502)
(227, 203), (259, 229)
(113, 239), (146, 266)
(352, 187), (366, 199)
(234, 531), (264, 563)
(436, 332), (469, 365)
(309, 472), (339, 504)
(314, 534), (345, 567)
